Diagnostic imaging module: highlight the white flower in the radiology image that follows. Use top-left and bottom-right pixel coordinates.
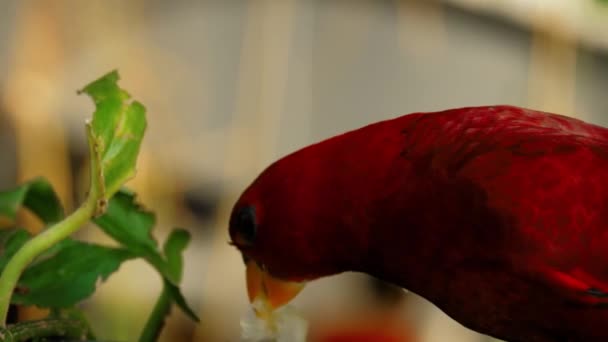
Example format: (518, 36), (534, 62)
(240, 298), (308, 342)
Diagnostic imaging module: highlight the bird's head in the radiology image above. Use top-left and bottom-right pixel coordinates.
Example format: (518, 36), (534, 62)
(229, 139), (372, 311)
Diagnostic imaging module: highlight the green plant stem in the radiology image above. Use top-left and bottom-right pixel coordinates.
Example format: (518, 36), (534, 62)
(139, 280), (172, 342)
(0, 318), (91, 342)
(0, 125), (104, 327)
(0, 195), (98, 326)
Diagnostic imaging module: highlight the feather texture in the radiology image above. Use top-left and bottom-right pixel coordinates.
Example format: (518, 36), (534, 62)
(231, 105), (608, 341)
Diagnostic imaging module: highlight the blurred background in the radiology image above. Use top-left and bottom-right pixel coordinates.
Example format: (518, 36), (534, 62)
(1, 0), (608, 341)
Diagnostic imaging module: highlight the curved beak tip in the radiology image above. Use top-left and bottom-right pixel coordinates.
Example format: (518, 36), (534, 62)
(246, 260), (305, 310)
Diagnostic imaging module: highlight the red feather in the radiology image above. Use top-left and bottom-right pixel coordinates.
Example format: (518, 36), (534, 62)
(231, 105), (608, 341)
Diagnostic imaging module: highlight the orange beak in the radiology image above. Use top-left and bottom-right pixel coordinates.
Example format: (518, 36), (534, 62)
(246, 259), (305, 310)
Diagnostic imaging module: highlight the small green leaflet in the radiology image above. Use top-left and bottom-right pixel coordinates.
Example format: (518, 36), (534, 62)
(79, 70), (147, 200)
(163, 229), (190, 284)
(0, 178), (64, 225)
(163, 229), (198, 321)
(165, 280), (199, 322)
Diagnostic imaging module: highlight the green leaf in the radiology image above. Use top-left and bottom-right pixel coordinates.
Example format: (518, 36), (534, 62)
(94, 193), (199, 324)
(165, 280), (199, 322)
(162, 230), (197, 321)
(79, 70), (147, 199)
(0, 178), (64, 225)
(0, 188), (25, 222)
(163, 229), (190, 284)
(93, 190), (171, 280)
(0, 229), (30, 270)
(13, 240), (134, 308)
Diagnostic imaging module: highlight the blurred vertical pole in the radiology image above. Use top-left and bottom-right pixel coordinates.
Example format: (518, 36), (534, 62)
(397, 2), (488, 342)
(396, 0), (446, 57)
(3, 0), (72, 222)
(523, 7), (577, 342)
(193, 1), (298, 341)
(527, 9), (578, 118)
(2, 0), (70, 322)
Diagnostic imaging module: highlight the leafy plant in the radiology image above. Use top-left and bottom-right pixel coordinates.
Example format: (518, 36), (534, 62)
(0, 71), (198, 341)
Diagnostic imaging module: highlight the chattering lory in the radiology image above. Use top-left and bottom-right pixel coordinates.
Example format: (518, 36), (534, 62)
(229, 105), (608, 342)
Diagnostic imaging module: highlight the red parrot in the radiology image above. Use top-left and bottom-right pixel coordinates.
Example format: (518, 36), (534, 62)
(229, 105), (608, 342)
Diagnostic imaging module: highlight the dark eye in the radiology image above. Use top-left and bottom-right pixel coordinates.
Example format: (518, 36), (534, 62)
(232, 205), (257, 246)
